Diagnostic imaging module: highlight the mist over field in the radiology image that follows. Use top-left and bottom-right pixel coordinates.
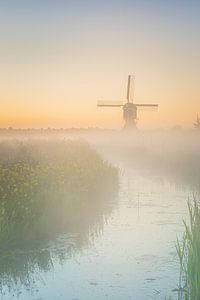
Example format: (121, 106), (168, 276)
(1, 0), (200, 299)
(0, 128), (199, 299)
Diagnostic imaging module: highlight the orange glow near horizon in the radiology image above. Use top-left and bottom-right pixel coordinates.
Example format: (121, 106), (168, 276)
(0, 68), (199, 129)
(0, 1), (200, 129)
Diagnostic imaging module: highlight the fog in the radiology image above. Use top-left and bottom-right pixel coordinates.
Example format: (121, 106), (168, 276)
(84, 128), (200, 189)
(0, 128), (199, 299)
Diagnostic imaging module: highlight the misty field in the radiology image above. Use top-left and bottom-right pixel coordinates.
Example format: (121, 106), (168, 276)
(0, 139), (118, 247)
(1, 131), (200, 299)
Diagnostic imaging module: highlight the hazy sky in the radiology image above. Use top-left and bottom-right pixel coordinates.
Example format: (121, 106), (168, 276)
(0, 0), (200, 129)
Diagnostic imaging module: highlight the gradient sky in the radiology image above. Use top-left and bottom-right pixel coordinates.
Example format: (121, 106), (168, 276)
(0, 0), (200, 129)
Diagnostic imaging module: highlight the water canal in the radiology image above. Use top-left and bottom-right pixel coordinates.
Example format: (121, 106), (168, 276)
(0, 135), (192, 300)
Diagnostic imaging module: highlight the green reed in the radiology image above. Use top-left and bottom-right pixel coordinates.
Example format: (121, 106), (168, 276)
(0, 140), (118, 246)
(176, 198), (200, 300)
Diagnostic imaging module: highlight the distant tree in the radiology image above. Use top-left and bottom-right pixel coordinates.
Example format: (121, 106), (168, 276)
(194, 114), (200, 129)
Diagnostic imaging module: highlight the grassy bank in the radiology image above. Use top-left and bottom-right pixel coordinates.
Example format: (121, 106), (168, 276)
(176, 198), (200, 300)
(0, 139), (118, 246)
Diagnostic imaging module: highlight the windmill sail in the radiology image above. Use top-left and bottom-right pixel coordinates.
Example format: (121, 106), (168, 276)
(135, 104), (158, 107)
(97, 101), (123, 107)
(127, 75), (135, 103)
(135, 103), (158, 111)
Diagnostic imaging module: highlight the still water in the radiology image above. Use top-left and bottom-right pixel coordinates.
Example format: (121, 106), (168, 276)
(0, 147), (190, 300)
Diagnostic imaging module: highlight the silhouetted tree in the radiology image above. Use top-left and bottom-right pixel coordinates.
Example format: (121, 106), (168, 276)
(194, 115), (200, 129)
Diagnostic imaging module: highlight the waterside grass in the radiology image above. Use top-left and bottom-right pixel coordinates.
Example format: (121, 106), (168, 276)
(0, 140), (118, 247)
(176, 198), (200, 300)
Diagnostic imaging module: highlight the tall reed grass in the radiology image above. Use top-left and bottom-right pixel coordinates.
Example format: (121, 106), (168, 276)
(0, 140), (118, 246)
(176, 198), (200, 300)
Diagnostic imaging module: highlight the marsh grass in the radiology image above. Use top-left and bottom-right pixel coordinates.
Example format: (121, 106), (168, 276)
(176, 198), (200, 300)
(0, 139), (118, 247)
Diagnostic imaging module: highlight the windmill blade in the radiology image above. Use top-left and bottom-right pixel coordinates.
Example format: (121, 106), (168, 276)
(135, 104), (158, 107)
(127, 75), (135, 103)
(97, 101), (123, 107)
(135, 104), (158, 111)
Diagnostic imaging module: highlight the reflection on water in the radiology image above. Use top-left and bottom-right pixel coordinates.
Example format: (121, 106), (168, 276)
(0, 167), (190, 300)
(0, 188), (117, 298)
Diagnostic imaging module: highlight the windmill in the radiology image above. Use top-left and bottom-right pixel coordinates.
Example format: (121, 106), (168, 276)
(97, 75), (158, 129)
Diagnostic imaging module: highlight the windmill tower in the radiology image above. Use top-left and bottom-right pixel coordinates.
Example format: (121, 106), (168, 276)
(97, 75), (158, 129)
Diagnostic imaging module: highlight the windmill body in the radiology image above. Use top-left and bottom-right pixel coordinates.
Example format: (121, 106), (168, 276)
(97, 75), (158, 129)
(123, 102), (137, 128)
